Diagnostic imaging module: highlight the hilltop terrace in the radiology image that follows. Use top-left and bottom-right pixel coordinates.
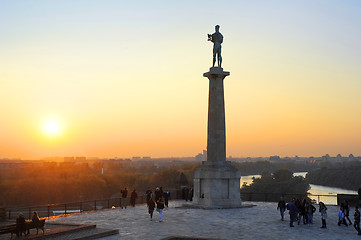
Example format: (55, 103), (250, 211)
(46, 200), (360, 240)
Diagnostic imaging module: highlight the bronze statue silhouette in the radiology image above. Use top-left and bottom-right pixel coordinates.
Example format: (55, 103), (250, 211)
(207, 25), (223, 67)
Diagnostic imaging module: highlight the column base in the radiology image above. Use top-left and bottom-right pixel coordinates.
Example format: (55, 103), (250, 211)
(193, 161), (242, 208)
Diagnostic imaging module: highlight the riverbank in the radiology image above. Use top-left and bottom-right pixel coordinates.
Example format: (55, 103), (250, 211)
(241, 172), (358, 205)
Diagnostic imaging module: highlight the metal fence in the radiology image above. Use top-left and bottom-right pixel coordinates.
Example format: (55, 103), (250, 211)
(7, 197), (139, 220)
(240, 192), (338, 205)
(6, 189), (183, 221)
(5, 191), (347, 221)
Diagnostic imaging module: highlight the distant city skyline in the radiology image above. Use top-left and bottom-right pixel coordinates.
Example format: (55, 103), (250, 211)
(1, 1), (361, 159)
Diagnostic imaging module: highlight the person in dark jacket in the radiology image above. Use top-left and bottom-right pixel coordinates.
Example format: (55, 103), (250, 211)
(16, 213), (26, 237)
(319, 202), (328, 228)
(182, 186), (189, 201)
(130, 189), (138, 207)
(155, 187), (162, 202)
(300, 198), (308, 224)
(286, 198), (299, 227)
(147, 198), (156, 220)
(146, 189), (152, 203)
(120, 187), (128, 209)
(343, 200), (352, 225)
(354, 206), (361, 235)
(188, 187), (194, 201)
(157, 197), (165, 222)
(277, 197), (286, 221)
(306, 200), (316, 225)
(163, 189), (170, 207)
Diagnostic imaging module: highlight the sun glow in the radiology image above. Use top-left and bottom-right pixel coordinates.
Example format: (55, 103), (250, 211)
(43, 120), (61, 137)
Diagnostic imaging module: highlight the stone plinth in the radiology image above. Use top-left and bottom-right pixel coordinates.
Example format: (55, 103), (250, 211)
(193, 161), (242, 208)
(193, 67), (242, 208)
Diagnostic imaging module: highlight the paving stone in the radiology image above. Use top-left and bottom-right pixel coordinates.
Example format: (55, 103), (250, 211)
(47, 201), (361, 240)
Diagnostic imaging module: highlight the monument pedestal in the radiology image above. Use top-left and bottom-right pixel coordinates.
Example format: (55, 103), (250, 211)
(193, 161), (242, 208)
(193, 67), (242, 208)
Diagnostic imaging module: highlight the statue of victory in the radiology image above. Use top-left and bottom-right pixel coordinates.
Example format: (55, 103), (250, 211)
(207, 25), (223, 67)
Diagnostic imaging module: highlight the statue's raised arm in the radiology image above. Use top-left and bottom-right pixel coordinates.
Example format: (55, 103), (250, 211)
(207, 25), (223, 68)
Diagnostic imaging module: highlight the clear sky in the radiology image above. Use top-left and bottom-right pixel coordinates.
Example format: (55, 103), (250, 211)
(1, 0), (361, 159)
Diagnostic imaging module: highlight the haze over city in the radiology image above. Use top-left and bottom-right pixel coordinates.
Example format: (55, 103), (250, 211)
(1, 0), (361, 159)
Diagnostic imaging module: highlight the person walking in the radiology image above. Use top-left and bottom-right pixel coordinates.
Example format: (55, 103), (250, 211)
(286, 198), (299, 227)
(343, 200), (352, 225)
(155, 187), (162, 202)
(146, 189), (152, 203)
(120, 187), (128, 209)
(300, 198), (308, 224)
(319, 202), (327, 228)
(306, 200), (316, 225)
(338, 207), (348, 226)
(163, 188), (170, 207)
(147, 198), (156, 221)
(277, 197), (286, 221)
(156, 197), (165, 222)
(354, 206), (361, 235)
(294, 198), (302, 225)
(130, 189), (138, 207)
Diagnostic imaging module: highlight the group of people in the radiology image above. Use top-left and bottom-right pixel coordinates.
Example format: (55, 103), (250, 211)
(337, 200), (361, 235)
(278, 197), (318, 227)
(146, 187), (170, 222)
(278, 197), (361, 235)
(119, 188), (139, 208)
(119, 186), (170, 221)
(16, 211), (40, 237)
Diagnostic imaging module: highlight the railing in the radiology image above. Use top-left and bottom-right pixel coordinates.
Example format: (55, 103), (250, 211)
(6, 189), (183, 221)
(240, 192), (338, 205)
(6, 196), (138, 220)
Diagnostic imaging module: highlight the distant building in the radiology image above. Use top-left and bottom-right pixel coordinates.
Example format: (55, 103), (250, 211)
(269, 156), (280, 162)
(321, 154), (330, 161)
(195, 150), (207, 162)
(195, 153), (203, 162)
(75, 156), (86, 161)
(64, 157), (75, 162)
(42, 161), (58, 167)
(203, 150), (207, 161)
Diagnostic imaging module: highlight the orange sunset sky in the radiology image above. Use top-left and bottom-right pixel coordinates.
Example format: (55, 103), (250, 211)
(1, 1), (361, 159)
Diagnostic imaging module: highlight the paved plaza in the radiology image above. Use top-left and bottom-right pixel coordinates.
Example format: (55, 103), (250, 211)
(50, 200), (361, 240)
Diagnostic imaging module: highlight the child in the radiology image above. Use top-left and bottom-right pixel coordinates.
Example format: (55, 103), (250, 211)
(338, 207), (348, 226)
(156, 197), (165, 222)
(147, 198), (155, 221)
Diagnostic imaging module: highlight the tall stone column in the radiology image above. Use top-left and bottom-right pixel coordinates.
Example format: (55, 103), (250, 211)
(193, 67), (242, 208)
(204, 67), (229, 164)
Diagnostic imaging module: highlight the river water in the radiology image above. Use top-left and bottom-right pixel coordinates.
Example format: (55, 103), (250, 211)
(240, 172), (358, 205)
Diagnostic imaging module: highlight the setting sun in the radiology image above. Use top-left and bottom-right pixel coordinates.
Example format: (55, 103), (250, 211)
(43, 120), (61, 137)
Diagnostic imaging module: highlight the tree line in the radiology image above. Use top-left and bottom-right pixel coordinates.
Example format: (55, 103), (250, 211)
(0, 162), (199, 207)
(240, 168), (310, 201)
(306, 166), (361, 191)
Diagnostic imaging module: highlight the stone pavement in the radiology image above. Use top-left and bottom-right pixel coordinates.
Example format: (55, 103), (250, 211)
(0, 222), (118, 240)
(50, 201), (361, 240)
